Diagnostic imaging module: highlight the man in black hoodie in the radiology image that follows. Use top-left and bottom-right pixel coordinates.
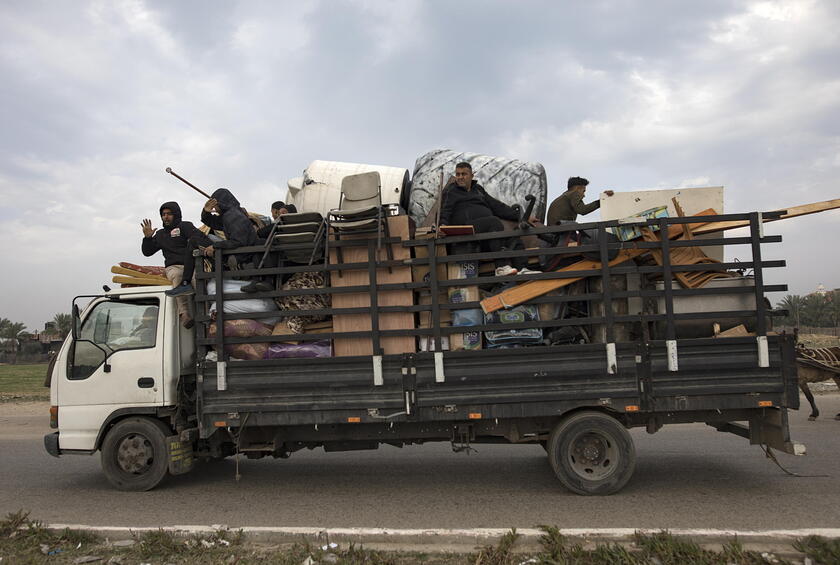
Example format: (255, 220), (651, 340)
(167, 188), (265, 296)
(141, 201), (207, 328)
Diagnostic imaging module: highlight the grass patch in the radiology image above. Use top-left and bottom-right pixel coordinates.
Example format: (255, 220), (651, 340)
(0, 363), (49, 401)
(0, 511), (824, 564)
(798, 333), (840, 348)
(794, 535), (840, 564)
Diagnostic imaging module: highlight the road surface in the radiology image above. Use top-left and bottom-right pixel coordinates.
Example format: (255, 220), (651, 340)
(2, 395), (839, 530)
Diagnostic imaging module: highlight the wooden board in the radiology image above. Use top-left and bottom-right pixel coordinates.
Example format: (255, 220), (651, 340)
(601, 186), (724, 260)
(413, 233), (451, 327)
(480, 198), (840, 314)
(480, 209), (719, 314)
(694, 198), (840, 235)
(112, 275), (170, 286)
(331, 215), (415, 356)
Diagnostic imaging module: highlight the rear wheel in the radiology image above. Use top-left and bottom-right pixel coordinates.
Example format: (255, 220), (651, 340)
(547, 411), (635, 495)
(101, 417), (171, 491)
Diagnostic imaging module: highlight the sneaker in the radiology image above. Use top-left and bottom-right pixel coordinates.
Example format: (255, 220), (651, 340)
(494, 265), (518, 276)
(165, 283), (195, 297)
(518, 267), (542, 275)
(240, 280), (260, 293)
(241, 280), (274, 293)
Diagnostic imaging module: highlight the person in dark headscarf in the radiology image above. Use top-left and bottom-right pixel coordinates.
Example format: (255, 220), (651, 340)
(141, 201), (207, 328)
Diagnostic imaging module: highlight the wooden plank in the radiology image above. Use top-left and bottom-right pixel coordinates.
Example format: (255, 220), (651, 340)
(480, 250), (640, 314)
(112, 275), (170, 286)
(480, 209), (719, 314)
(694, 198), (840, 235)
(331, 215), (415, 356)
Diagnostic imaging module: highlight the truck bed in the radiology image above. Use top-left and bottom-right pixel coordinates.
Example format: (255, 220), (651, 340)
(197, 335), (798, 433)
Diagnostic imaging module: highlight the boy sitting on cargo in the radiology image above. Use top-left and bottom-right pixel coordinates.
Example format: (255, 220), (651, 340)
(438, 161), (540, 277)
(167, 188), (260, 297)
(255, 201), (298, 239)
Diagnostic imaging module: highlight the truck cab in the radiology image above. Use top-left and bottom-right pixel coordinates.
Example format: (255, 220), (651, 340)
(44, 286), (191, 490)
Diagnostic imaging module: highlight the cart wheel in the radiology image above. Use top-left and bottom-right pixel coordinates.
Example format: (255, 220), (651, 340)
(101, 417), (171, 491)
(547, 411), (635, 495)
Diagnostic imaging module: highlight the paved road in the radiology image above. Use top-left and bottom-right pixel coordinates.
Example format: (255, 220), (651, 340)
(2, 396), (839, 530)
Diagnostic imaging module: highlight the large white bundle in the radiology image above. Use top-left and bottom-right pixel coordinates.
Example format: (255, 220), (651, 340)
(408, 149), (548, 226)
(206, 279), (281, 325)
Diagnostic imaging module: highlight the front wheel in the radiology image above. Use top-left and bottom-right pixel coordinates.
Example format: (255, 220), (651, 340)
(101, 417), (171, 491)
(547, 411), (635, 495)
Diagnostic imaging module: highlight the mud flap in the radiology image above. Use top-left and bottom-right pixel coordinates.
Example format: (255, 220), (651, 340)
(711, 408), (806, 456)
(749, 407), (806, 456)
(167, 435), (195, 475)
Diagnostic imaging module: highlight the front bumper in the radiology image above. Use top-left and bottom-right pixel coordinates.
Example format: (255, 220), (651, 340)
(44, 432), (61, 457)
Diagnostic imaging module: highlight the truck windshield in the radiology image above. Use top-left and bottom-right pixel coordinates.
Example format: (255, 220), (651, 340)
(80, 300), (160, 352)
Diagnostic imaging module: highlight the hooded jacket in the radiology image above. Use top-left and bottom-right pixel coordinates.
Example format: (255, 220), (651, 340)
(141, 201), (204, 267)
(438, 180), (519, 226)
(200, 188), (257, 249)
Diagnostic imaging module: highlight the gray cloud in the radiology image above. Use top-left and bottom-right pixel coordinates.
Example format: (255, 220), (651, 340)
(1, 0), (838, 331)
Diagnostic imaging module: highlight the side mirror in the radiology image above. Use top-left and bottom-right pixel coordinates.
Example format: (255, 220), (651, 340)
(72, 304), (81, 340)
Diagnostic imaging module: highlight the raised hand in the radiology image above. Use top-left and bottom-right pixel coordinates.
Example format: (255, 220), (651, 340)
(204, 198), (218, 213)
(141, 219), (156, 238)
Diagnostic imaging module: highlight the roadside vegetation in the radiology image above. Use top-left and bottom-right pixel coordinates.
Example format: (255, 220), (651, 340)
(2, 510), (838, 564)
(0, 363), (49, 401)
(798, 333), (840, 349)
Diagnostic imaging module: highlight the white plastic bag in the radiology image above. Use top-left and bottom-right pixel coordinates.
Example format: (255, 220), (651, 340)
(206, 278), (281, 325)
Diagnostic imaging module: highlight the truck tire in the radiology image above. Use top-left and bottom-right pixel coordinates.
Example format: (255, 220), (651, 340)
(100, 417), (171, 491)
(547, 411), (635, 496)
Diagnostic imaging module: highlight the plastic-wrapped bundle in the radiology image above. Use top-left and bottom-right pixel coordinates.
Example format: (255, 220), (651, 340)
(207, 278), (281, 325)
(484, 305), (542, 348)
(264, 340), (332, 359)
(409, 149), (548, 226)
(207, 319), (273, 360)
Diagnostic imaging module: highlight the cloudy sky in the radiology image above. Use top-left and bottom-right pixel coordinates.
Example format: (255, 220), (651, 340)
(1, 0), (838, 331)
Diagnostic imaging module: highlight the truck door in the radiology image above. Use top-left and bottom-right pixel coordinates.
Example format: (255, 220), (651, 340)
(57, 296), (166, 451)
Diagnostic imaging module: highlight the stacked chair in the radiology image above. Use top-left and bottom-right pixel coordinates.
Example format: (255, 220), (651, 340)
(325, 171), (392, 276)
(257, 211), (326, 273)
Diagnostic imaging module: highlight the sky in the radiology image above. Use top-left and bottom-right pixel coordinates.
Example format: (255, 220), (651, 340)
(1, 0), (838, 332)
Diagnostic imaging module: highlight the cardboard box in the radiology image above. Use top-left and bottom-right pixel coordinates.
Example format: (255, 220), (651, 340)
(447, 261), (478, 280)
(611, 205), (669, 241)
(412, 233), (448, 286)
(447, 286), (480, 304)
(418, 290), (452, 327)
(451, 330), (482, 351)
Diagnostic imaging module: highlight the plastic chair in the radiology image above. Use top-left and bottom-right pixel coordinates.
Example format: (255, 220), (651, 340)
(325, 171), (392, 276)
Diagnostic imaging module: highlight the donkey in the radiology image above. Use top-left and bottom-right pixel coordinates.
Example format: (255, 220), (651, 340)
(796, 345), (840, 421)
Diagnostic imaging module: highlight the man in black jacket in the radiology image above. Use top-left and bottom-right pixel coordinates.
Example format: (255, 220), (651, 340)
(167, 188), (265, 296)
(141, 201), (209, 327)
(438, 162), (538, 276)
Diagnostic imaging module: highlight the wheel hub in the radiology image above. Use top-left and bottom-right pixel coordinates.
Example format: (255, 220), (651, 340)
(568, 431), (617, 480)
(576, 436), (605, 464)
(116, 433), (154, 474)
